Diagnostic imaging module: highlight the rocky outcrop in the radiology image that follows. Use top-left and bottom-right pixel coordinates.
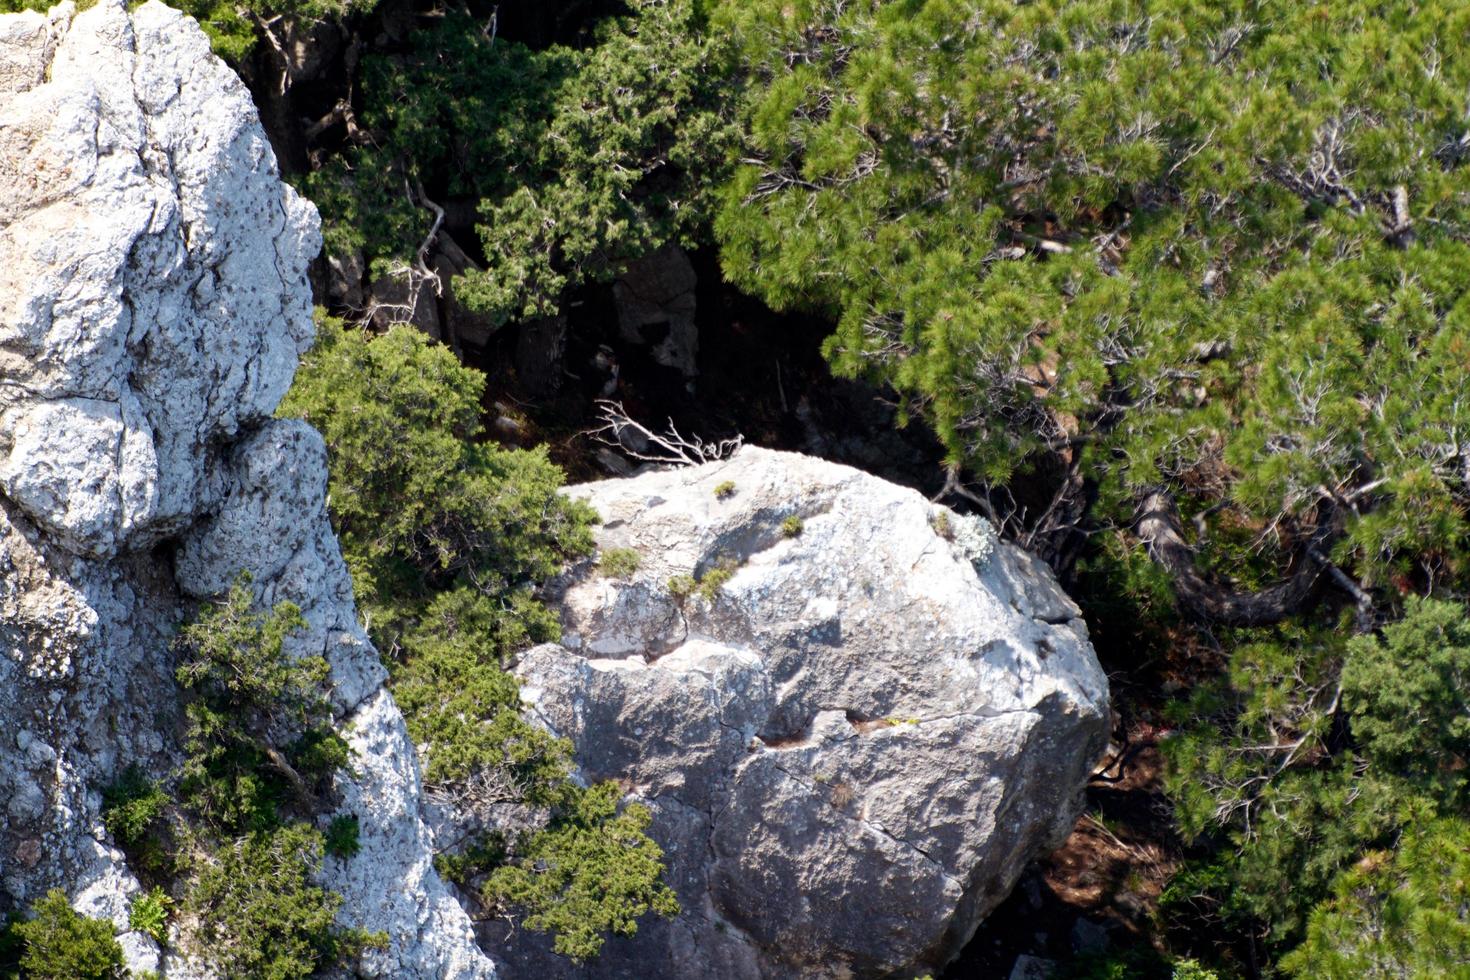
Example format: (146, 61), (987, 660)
(497, 448), (1110, 978)
(0, 3), (492, 975)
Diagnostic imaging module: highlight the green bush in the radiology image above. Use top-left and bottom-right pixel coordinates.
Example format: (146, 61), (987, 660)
(696, 559), (740, 602)
(1282, 817), (1470, 978)
(780, 516), (803, 538)
(128, 889), (171, 945)
(1163, 599), (1470, 966)
(101, 766), (172, 875)
(666, 574), (697, 599)
(281, 317), (676, 959)
(176, 0), (378, 62)
(393, 612), (573, 808)
(1342, 597), (1470, 801)
(101, 767), (169, 848)
(3, 890), (124, 980)
(598, 548), (642, 579)
(279, 320), (595, 633)
(173, 575), (345, 835)
(185, 824), (382, 979)
(308, 0), (734, 324)
(324, 815), (361, 860)
(485, 783), (679, 962)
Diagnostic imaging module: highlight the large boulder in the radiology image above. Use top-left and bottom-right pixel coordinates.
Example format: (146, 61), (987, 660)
(500, 447), (1110, 978)
(0, 3), (493, 975)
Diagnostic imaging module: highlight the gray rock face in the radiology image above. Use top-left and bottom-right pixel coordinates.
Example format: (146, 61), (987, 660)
(0, 3), (493, 976)
(503, 447), (1110, 978)
(612, 243), (698, 380)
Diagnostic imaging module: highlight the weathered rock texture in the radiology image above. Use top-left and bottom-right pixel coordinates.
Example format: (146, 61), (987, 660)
(0, 3), (492, 975)
(612, 243), (698, 380)
(499, 447), (1110, 978)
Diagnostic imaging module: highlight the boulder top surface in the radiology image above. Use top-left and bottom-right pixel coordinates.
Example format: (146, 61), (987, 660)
(504, 446), (1110, 977)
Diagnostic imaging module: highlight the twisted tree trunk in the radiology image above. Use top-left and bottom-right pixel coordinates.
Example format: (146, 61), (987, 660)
(1135, 491), (1331, 626)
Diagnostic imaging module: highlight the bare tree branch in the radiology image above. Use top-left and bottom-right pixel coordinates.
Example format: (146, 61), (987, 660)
(589, 401), (742, 466)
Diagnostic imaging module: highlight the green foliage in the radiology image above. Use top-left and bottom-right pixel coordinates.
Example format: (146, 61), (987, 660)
(128, 889), (171, 945)
(712, 0), (1470, 591)
(101, 766), (172, 874)
(780, 515), (804, 538)
(1342, 597), (1470, 800)
(281, 316), (676, 959)
(0, 0), (57, 13)
(1164, 600), (1470, 966)
(485, 783), (680, 962)
(309, 0), (735, 324)
(1281, 817), (1470, 979)
(432, 832), (508, 888)
(3, 890), (124, 980)
(598, 548), (642, 579)
(1171, 962), (1221, 980)
(668, 559), (741, 603)
(173, 0), (377, 62)
(279, 320), (595, 632)
(695, 560), (738, 601)
(713, 480), (737, 499)
(173, 575), (344, 835)
(1061, 947), (1220, 980)
(391, 586), (573, 804)
(184, 825), (380, 980)
(324, 814), (361, 860)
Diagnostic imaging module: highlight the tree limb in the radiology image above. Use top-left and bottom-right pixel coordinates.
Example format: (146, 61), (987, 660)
(1135, 490), (1331, 626)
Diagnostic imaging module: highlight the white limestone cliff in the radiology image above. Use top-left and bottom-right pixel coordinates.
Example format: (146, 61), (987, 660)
(0, 3), (494, 974)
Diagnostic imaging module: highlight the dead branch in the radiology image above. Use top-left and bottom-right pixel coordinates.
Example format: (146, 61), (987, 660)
(424, 765), (525, 822)
(1306, 545), (1374, 632)
(590, 400), (742, 466)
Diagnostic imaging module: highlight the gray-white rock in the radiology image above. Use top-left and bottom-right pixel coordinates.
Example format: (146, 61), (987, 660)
(1010, 954), (1058, 980)
(502, 447), (1110, 978)
(0, 3), (492, 976)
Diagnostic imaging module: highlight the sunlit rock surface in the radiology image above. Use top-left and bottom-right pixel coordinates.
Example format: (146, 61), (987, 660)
(502, 447), (1111, 978)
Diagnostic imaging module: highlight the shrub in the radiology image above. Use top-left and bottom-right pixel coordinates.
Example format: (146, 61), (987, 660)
(128, 889), (171, 944)
(433, 832), (508, 888)
(1282, 818), (1470, 978)
(696, 559), (739, 602)
(309, 0), (734, 324)
(391, 586), (573, 812)
(4, 889), (124, 980)
(185, 824), (383, 979)
(324, 815), (361, 860)
(102, 767), (169, 847)
(598, 548), (642, 579)
(279, 321), (596, 633)
(666, 574), (697, 599)
(485, 783), (679, 962)
(713, 481), (737, 500)
(101, 767), (172, 875)
(1342, 597), (1470, 801)
(173, 576), (344, 835)
(281, 316), (676, 962)
(780, 515), (803, 538)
